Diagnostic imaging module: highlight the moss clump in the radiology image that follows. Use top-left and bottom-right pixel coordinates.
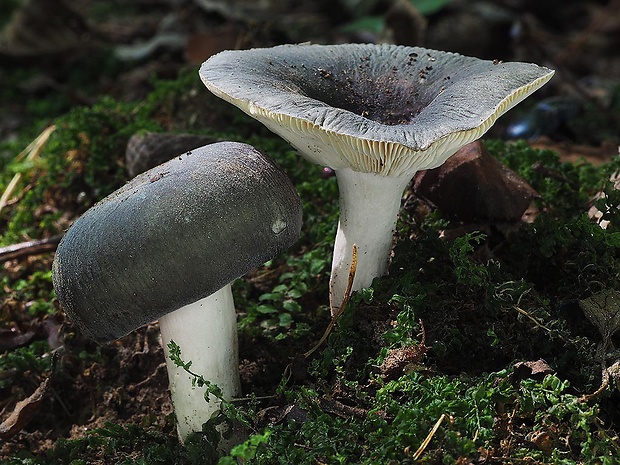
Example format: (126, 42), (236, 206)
(220, 371), (616, 464)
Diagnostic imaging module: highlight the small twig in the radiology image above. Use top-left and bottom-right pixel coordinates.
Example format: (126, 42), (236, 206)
(0, 234), (63, 262)
(319, 397), (369, 419)
(304, 244), (358, 358)
(513, 306), (553, 333)
(411, 413), (448, 460)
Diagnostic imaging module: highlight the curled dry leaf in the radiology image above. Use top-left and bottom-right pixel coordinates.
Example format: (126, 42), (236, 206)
(580, 361), (618, 402)
(0, 377), (49, 440)
(512, 359), (555, 382)
(0, 328), (37, 352)
(0, 316), (63, 353)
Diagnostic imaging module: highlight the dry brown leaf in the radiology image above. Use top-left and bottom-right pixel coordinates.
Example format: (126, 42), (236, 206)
(512, 359), (555, 382)
(0, 328), (37, 352)
(0, 377), (49, 439)
(579, 289), (620, 345)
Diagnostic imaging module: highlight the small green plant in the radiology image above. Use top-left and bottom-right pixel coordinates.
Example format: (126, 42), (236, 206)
(512, 375), (618, 463)
(166, 340), (252, 433)
(0, 341), (52, 390)
(449, 231), (490, 287)
(218, 431), (272, 465)
(237, 246), (331, 340)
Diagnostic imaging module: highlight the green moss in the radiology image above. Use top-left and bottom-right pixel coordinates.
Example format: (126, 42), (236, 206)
(487, 140), (598, 217)
(219, 371), (616, 464)
(0, 94), (165, 245)
(0, 340), (52, 390)
(30, 422), (211, 465)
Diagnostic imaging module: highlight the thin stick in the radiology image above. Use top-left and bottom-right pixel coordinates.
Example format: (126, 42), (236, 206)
(0, 125), (56, 213)
(411, 413), (447, 460)
(304, 244), (358, 358)
(513, 306), (553, 333)
(0, 234), (63, 262)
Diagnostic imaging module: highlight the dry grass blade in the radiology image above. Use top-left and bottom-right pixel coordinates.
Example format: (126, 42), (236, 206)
(0, 125), (56, 214)
(514, 306), (553, 333)
(304, 244), (358, 358)
(411, 413), (448, 460)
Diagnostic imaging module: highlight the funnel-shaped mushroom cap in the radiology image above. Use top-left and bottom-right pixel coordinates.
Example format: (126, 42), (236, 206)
(53, 142), (302, 342)
(200, 44), (554, 176)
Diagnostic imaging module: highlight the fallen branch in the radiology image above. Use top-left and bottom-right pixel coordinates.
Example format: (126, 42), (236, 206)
(0, 235), (63, 262)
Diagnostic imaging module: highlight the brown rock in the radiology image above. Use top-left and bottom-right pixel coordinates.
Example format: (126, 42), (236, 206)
(125, 132), (217, 177)
(413, 141), (539, 222)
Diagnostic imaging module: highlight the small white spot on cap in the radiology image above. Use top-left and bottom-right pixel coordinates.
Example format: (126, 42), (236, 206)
(272, 217), (287, 234)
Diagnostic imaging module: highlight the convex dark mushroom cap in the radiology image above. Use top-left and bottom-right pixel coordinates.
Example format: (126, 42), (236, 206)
(200, 43), (555, 175)
(125, 131), (218, 177)
(53, 142), (302, 342)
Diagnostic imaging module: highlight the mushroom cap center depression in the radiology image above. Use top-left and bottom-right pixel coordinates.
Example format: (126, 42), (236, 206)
(297, 56), (434, 126)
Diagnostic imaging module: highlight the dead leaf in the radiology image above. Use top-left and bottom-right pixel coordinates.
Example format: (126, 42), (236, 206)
(378, 321), (428, 380)
(0, 328), (37, 352)
(580, 361), (618, 402)
(512, 359), (554, 382)
(0, 315), (63, 353)
(0, 377), (49, 439)
(607, 360), (620, 391)
(527, 430), (554, 452)
(579, 289), (620, 345)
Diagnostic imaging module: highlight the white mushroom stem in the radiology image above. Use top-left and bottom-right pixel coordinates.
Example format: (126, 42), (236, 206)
(159, 284), (241, 441)
(330, 167), (412, 313)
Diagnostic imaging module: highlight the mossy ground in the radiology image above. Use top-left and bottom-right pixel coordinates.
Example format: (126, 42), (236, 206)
(2, 29), (620, 465)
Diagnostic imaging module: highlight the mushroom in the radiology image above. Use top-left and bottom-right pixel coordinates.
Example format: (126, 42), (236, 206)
(200, 43), (554, 311)
(52, 141), (302, 440)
